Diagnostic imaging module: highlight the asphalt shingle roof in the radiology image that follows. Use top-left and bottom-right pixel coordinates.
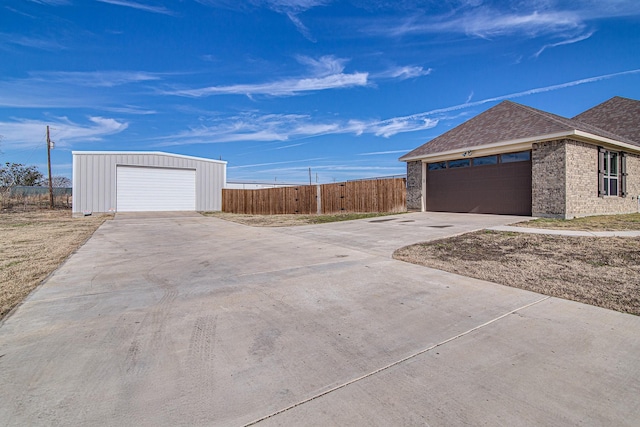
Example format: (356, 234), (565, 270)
(399, 97), (640, 161)
(573, 96), (640, 144)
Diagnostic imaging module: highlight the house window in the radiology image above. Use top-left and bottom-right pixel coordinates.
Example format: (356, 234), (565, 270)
(472, 155), (498, 166)
(501, 151), (531, 163)
(448, 159), (470, 168)
(428, 161), (446, 171)
(605, 151), (618, 196)
(598, 148), (627, 197)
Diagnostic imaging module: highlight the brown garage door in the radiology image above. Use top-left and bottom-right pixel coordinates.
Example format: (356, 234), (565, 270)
(426, 158), (532, 215)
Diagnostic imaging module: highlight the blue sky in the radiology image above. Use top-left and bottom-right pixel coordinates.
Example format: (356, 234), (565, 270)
(1, 0), (639, 184)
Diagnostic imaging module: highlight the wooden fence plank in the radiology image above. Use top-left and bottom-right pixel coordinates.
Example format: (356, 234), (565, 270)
(222, 178), (406, 214)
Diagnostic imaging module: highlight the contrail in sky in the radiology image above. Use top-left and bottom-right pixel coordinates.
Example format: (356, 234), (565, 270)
(377, 68), (640, 125)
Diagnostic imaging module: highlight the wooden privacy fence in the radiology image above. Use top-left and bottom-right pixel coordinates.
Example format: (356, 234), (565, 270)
(222, 178), (406, 215)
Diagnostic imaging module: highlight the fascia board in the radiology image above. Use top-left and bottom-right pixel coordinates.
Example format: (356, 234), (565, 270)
(399, 130), (640, 163)
(572, 131), (640, 153)
(72, 151), (227, 164)
(399, 131), (573, 163)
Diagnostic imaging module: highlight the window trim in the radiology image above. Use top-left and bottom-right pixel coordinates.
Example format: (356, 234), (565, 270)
(598, 147), (626, 198)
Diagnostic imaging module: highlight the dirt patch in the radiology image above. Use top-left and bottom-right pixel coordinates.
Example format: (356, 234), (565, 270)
(0, 210), (109, 319)
(394, 230), (640, 316)
(515, 213), (640, 231)
(202, 212), (404, 227)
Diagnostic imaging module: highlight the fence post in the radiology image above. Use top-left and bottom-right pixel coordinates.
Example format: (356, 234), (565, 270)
(316, 184), (322, 215)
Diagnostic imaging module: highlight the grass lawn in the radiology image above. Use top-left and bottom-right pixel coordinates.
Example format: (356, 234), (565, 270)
(0, 210), (108, 319)
(516, 213), (640, 231)
(394, 213), (640, 316)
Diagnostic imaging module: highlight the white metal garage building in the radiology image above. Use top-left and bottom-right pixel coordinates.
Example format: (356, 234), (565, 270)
(72, 151), (226, 215)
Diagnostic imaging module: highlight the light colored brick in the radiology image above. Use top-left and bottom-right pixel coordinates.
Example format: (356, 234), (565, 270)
(533, 139), (640, 218)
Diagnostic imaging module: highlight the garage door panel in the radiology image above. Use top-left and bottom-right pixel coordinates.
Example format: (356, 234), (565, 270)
(117, 166), (196, 212)
(426, 161), (531, 215)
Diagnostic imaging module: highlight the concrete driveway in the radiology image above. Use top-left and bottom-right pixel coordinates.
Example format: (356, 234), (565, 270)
(1, 212), (639, 426)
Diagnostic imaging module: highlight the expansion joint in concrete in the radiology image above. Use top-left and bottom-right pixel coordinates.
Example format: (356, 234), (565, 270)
(244, 295), (551, 426)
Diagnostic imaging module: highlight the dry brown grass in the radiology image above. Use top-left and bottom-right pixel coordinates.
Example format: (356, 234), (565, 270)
(516, 213), (640, 231)
(394, 231), (640, 316)
(203, 211), (404, 227)
(0, 210), (109, 319)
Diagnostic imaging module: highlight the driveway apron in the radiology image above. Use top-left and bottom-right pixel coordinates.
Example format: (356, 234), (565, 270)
(1, 212), (639, 426)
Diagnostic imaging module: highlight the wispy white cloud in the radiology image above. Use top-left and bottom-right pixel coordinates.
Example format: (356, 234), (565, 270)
(375, 65), (432, 80)
(348, 118), (438, 138)
(385, 9), (583, 39)
(228, 157), (326, 169)
(27, 0), (70, 4)
(155, 110), (438, 146)
(28, 70), (165, 87)
(0, 70), (168, 109)
(102, 105), (157, 115)
(194, 0), (328, 40)
(0, 33), (66, 50)
(368, 1), (640, 44)
(262, 0), (328, 40)
(0, 116), (128, 149)
(96, 0), (174, 15)
(465, 90), (474, 103)
(166, 55), (368, 97)
(0, 73), (160, 109)
(358, 149), (413, 156)
(286, 12), (316, 41)
(275, 142), (306, 149)
(534, 30), (594, 57)
(167, 67), (640, 145)
(295, 55), (347, 76)
(0, 80), (101, 108)
(377, 68), (640, 123)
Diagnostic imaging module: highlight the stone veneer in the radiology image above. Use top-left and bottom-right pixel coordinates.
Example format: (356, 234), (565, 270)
(533, 139), (640, 218)
(532, 140), (567, 217)
(406, 160), (422, 211)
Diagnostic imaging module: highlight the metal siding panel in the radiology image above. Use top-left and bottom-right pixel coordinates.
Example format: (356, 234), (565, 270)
(83, 156), (90, 212)
(73, 152), (225, 213)
(72, 154), (80, 213)
(97, 155), (104, 212)
(105, 154), (115, 212)
(87, 155), (94, 212)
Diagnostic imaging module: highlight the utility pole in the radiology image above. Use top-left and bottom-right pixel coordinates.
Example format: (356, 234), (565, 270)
(46, 126), (54, 209)
(308, 167), (312, 186)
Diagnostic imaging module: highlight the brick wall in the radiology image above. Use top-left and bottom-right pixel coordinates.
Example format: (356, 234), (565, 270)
(565, 140), (640, 218)
(532, 140), (567, 217)
(406, 161), (422, 211)
(533, 139), (640, 218)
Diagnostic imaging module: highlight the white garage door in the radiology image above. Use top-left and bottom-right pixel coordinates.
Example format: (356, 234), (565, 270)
(117, 166), (196, 212)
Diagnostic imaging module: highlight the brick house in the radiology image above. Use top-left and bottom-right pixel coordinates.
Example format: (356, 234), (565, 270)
(399, 96), (640, 218)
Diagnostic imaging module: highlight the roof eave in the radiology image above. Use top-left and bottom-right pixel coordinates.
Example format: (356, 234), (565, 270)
(72, 150), (228, 165)
(572, 130), (640, 153)
(398, 131), (572, 162)
(399, 130), (640, 163)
